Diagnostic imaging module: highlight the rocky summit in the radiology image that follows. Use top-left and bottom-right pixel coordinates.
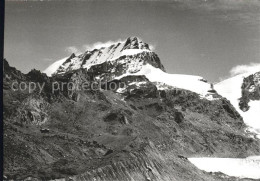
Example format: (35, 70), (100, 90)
(44, 37), (165, 77)
(3, 37), (260, 181)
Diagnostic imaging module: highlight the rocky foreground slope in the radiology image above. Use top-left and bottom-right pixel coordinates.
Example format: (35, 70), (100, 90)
(3, 37), (260, 181)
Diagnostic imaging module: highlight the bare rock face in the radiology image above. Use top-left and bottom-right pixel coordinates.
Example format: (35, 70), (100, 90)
(104, 109), (131, 125)
(174, 111), (184, 124)
(17, 95), (50, 125)
(103, 75), (159, 99)
(239, 72), (260, 111)
(3, 58), (26, 81)
(122, 36), (150, 50)
(222, 99), (241, 119)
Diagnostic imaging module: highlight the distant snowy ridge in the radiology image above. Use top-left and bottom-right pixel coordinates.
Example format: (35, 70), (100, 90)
(215, 71), (260, 137)
(43, 57), (69, 77)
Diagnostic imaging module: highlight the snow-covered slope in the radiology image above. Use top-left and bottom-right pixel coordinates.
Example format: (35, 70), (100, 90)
(188, 156), (260, 179)
(43, 57), (69, 76)
(215, 72), (260, 136)
(116, 64), (213, 98)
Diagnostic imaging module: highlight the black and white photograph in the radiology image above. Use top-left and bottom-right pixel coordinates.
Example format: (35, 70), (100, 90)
(2, 0), (260, 180)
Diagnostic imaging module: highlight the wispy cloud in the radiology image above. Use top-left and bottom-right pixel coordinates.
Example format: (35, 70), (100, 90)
(230, 62), (260, 76)
(83, 39), (123, 51)
(173, 0), (260, 10)
(64, 39), (123, 55)
(43, 58), (53, 62)
(83, 38), (156, 51)
(64, 37), (156, 56)
(172, 0), (260, 26)
(65, 46), (82, 55)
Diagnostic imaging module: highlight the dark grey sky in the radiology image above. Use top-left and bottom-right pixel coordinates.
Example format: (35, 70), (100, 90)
(4, 0), (260, 82)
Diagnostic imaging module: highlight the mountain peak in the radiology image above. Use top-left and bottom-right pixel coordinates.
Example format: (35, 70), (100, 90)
(126, 36), (140, 42)
(44, 37), (160, 76)
(123, 36), (150, 50)
(69, 53), (76, 59)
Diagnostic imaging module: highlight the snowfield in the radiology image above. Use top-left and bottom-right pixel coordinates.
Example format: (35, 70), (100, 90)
(117, 64), (213, 99)
(215, 72), (260, 137)
(188, 156), (260, 179)
(43, 57), (69, 76)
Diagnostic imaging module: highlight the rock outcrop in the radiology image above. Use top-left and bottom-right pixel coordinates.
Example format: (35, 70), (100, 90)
(239, 72), (260, 112)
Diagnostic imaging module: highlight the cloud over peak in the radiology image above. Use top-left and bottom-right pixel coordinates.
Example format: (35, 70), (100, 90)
(230, 62), (260, 76)
(83, 39), (123, 51)
(65, 46), (82, 56)
(65, 37), (156, 55)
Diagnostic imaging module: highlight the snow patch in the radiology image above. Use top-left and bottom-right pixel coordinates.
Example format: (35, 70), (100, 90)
(128, 81), (147, 86)
(121, 49), (151, 56)
(116, 64), (213, 99)
(188, 156), (260, 179)
(43, 57), (68, 76)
